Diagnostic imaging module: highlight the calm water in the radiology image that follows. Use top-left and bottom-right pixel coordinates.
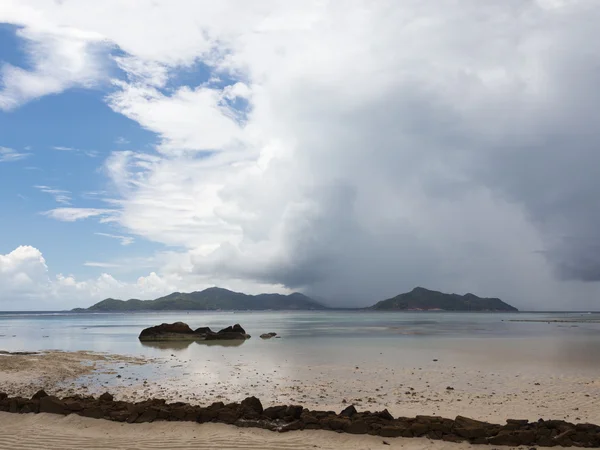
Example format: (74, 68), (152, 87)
(2, 311), (600, 374)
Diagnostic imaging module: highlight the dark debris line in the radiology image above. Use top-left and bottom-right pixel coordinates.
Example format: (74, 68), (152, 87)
(1, 391), (598, 447)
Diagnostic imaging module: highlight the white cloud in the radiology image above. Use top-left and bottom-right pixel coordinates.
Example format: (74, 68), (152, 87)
(83, 262), (121, 268)
(52, 146), (99, 157)
(42, 207), (118, 222)
(0, 20), (108, 110)
(34, 185), (72, 205)
(0, 246), (50, 295)
(0, 245), (290, 309)
(3, 1), (600, 310)
(94, 232), (134, 246)
(0, 146), (29, 162)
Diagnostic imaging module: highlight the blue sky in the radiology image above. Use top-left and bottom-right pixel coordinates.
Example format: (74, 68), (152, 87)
(1, 25), (162, 280)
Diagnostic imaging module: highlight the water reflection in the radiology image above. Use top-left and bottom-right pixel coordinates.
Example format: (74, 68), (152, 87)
(195, 339), (246, 347)
(140, 339), (247, 351)
(140, 340), (193, 351)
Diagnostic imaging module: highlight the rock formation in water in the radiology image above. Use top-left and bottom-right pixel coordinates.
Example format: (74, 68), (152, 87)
(260, 332), (278, 339)
(138, 322), (250, 341)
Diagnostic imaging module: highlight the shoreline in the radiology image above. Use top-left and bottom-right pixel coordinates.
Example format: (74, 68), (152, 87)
(1, 390), (597, 447)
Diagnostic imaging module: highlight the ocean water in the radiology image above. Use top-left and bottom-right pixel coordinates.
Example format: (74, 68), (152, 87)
(2, 311), (600, 373)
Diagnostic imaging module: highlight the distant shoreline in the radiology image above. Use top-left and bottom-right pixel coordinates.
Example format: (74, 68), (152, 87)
(3, 309), (600, 314)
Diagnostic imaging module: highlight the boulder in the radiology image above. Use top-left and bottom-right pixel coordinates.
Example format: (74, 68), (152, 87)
(218, 324), (245, 333)
(347, 420), (369, 434)
(31, 390), (48, 400)
(340, 405), (357, 418)
(260, 332), (277, 339)
(39, 396), (68, 415)
(205, 324), (250, 340)
(99, 392), (114, 402)
(241, 396), (263, 415)
(80, 407), (104, 419)
(139, 322), (250, 341)
(205, 331), (250, 340)
(138, 322), (196, 341)
(194, 327), (213, 334)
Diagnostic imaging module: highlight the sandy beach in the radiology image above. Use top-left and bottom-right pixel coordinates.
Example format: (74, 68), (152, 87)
(0, 411), (503, 450)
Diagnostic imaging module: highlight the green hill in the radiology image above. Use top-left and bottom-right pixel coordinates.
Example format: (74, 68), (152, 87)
(370, 287), (517, 311)
(75, 287), (327, 312)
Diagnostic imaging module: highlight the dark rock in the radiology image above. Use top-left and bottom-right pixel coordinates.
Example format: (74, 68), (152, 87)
(507, 418), (529, 425)
(197, 408), (218, 423)
(108, 410), (130, 422)
(455, 415), (491, 428)
(329, 417), (351, 431)
(80, 407), (104, 419)
(217, 408), (239, 424)
(379, 425), (412, 438)
(31, 390), (48, 400)
(241, 396), (263, 415)
(554, 428), (575, 445)
(285, 405), (303, 420)
(347, 420), (369, 434)
(139, 322), (196, 340)
(279, 420), (305, 432)
(262, 406), (284, 420)
(376, 409), (394, 421)
(218, 324), (246, 334)
(488, 430), (530, 446)
(260, 332), (277, 339)
(99, 392), (114, 402)
(136, 408), (159, 423)
(194, 326), (213, 334)
(39, 396), (67, 415)
(206, 331), (250, 340)
(410, 422), (430, 436)
(340, 405), (357, 418)
(454, 426), (488, 439)
(442, 434), (464, 443)
(66, 401), (84, 412)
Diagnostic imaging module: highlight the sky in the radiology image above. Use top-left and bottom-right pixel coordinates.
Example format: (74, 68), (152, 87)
(1, 0), (600, 311)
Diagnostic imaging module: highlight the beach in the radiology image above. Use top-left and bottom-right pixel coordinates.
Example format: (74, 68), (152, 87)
(1, 311), (600, 448)
(0, 412), (503, 450)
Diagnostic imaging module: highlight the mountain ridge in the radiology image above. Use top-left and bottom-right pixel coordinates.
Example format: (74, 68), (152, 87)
(73, 286), (518, 312)
(370, 287), (518, 311)
(73, 287), (326, 312)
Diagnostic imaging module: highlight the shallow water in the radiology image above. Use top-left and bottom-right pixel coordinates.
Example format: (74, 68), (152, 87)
(1, 311), (600, 374)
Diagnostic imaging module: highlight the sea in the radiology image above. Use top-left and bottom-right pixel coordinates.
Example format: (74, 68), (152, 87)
(2, 310), (600, 372)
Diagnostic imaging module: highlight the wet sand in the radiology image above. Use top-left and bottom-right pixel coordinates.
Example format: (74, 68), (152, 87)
(1, 349), (598, 425)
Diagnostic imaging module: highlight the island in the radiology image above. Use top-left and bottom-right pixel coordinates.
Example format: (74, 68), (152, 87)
(72, 286), (518, 312)
(72, 287), (326, 312)
(370, 287), (518, 311)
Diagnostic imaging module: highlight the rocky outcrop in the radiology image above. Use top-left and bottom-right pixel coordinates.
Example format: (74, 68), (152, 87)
(1, 392), (598, 447)
(260, 332), (277, 339)
(205, 324), (250, 340)
(138, 322), (250, 341)
(138, 322), (196, 341)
